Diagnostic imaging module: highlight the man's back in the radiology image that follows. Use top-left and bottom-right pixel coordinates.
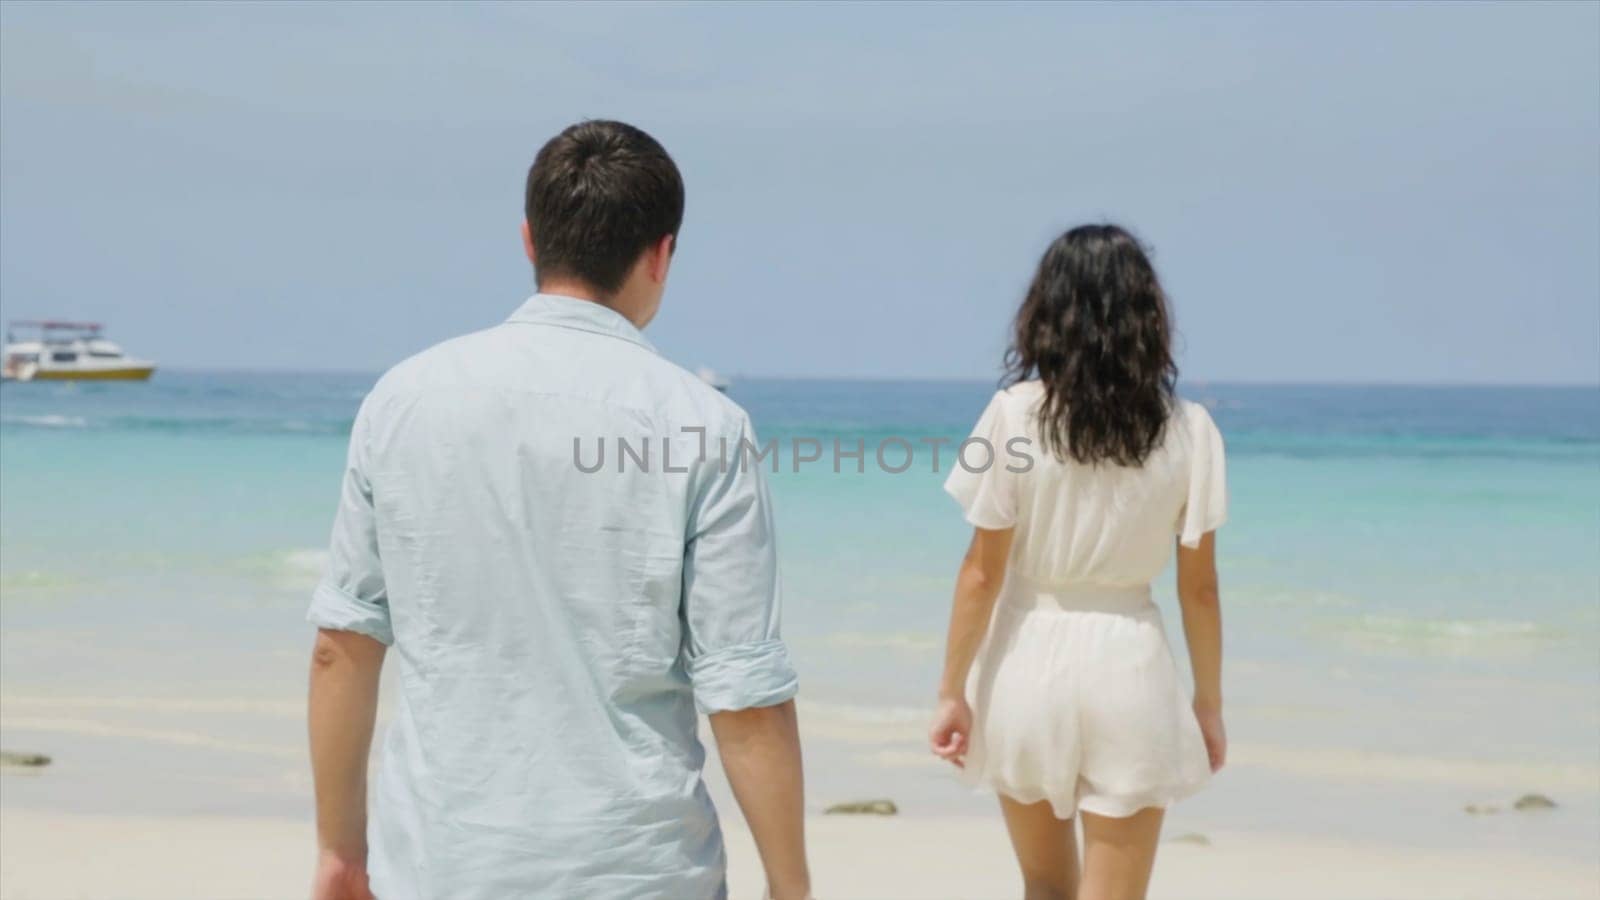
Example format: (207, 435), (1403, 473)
(309, 294), (796, 898)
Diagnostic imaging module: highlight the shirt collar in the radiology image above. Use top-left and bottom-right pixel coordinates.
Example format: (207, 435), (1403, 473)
(504, 293), (656, 353)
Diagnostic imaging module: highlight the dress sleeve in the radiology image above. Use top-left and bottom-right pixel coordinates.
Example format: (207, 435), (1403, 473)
(943, 391), (1022, 530)
(1177, 403), (1228, 548)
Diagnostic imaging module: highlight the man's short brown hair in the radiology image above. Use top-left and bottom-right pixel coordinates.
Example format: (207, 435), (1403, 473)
(524, 120), (684, 296)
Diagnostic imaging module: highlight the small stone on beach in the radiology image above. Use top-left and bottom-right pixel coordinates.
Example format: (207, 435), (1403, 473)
(1464, 804), (1500, 815)
(0, 751), (51, 768)
(824, 799), (898, 816)
(1513, 793), (1556, 811)
(1168, 832), (1211, 846)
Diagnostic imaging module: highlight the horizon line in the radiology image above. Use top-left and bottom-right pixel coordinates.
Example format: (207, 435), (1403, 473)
(138, 366), (1600, 390)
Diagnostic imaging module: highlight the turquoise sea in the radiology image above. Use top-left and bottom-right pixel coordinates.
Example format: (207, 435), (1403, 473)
(1, 374), (1597, 855)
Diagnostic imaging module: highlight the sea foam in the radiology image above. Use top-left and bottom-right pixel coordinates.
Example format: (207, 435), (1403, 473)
(1, 414), (89, 429)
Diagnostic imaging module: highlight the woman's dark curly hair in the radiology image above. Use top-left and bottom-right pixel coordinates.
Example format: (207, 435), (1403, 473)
(1004, 224), (1178, 467)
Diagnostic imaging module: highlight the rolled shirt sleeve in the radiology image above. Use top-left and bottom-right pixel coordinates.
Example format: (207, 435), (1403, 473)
(681, 417), (798, 714)
(307, 398), (394, 645)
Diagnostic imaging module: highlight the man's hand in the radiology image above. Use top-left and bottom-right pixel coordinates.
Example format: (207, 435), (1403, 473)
(312, 849), (374, 900)
(709, 700), (811, 900)
(308, 628), (385, 898)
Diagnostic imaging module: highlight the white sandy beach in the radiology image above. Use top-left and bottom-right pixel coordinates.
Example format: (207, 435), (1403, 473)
(1, 808), (1596, 900)
(2, 691), (1597, 900)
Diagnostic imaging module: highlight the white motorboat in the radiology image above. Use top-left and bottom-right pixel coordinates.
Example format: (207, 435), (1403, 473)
(2, 321), (157, 382)
(696, 366), (730, 392)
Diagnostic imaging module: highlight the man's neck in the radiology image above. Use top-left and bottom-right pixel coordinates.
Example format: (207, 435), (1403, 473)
(538, 279), (649, 329)
(537, 278), (606, 305)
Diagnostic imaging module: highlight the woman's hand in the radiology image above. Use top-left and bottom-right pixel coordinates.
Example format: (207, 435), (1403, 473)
(929, 696), (973, 768)
(1193, 701), (1226, 773)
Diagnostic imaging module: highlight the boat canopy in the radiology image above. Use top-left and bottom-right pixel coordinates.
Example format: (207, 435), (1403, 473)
(6, 321), (106, 344)
(9, 320), (104, 332)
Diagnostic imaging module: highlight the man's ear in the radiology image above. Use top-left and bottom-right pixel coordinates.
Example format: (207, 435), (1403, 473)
(649, 234), (674, 284)
(521, 220), (536, 265)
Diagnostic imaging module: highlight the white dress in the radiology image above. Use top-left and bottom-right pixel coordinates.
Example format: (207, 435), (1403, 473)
(943, 382), (1226, 819)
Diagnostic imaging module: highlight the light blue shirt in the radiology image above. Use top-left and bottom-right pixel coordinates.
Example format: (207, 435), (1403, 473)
(308, 294), (798, 899)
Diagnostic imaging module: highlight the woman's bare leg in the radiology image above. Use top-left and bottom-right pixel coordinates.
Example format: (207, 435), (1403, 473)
(1077, 807), (1164, 900)
(998, 795), (1080, 900)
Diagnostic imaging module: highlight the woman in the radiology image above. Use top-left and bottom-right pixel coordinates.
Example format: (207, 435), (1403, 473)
(929, 224), (1227, 900)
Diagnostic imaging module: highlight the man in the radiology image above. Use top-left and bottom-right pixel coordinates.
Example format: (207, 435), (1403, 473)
(307, 120), (810, 900)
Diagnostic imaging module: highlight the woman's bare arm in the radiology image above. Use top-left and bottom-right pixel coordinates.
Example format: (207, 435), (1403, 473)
(938, 527), (1015, 700)
(1176, 531), (1225, 770)
(930, 527), (1013, 766)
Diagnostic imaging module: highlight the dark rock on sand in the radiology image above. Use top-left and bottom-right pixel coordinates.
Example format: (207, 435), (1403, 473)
(1167, 832), (1211, 846)
(0, 751), (51, 768)
(1513, 793), (1556, 811)
(824, 799), (898, 816)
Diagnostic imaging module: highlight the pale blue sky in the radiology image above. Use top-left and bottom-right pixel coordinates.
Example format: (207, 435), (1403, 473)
(1, 1), (1596, 383)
